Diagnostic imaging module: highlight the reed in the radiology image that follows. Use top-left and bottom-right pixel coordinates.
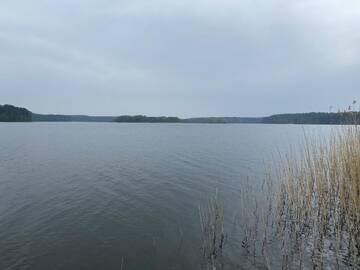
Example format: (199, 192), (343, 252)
(199, 109), (360, 269)
(199, 190), (226, 270)
(276, 125), (360, 269)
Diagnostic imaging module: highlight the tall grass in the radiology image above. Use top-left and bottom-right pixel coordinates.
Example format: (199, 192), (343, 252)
(276, 125), (360, 268)
(199, 190), (226, 270)
(199, 119), (360, 269)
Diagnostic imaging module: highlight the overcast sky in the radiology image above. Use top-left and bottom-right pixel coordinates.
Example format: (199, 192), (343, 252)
(1, 0), (359, 117)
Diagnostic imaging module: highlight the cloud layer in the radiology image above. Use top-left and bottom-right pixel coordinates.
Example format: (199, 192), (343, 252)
(1, 0), (359, 116)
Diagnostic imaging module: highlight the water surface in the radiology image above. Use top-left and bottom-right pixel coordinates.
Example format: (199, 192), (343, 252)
(0, 123), (328, 269)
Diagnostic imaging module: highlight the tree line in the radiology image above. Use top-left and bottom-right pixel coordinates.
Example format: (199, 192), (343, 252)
(115, 115), (180, 123)
(262, 112), (360, 125)
(1, 103), (360, 125)
(0, 104), (32, 122)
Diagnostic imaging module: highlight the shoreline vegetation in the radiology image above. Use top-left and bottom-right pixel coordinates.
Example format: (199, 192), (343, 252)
(0, 104), (32, 122)
(274, 124), (360, 269)
(201, 119), (360, 269)
(1, 104), (360, 125)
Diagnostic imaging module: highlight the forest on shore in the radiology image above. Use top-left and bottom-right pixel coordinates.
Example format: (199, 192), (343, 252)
(1, 104), (359, 125)
(0, 104), (32, 122)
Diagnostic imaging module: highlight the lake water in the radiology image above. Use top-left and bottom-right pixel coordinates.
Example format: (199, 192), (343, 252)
(0, 123), (329, 270)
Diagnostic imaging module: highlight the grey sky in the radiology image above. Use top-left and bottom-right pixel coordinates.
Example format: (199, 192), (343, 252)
(1, 0), (359, 117)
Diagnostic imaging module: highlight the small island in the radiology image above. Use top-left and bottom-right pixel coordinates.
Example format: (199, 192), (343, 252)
(114, 115), (180, 123)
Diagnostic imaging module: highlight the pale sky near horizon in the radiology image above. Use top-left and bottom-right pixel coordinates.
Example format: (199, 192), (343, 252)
(1, 0), (359, 117)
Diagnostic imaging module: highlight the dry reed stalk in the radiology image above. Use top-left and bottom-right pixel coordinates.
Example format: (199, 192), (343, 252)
(199, 190), (226, 270)
(276, 125), (360, 269)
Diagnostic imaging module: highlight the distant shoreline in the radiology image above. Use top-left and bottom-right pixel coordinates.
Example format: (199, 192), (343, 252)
(1, 104), (359, 125)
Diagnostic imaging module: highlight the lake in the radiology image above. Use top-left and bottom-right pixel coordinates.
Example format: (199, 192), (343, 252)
(0, 123), (329, 270)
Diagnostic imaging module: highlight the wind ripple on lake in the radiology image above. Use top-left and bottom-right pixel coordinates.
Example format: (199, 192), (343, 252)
(0, 123), (328, 270)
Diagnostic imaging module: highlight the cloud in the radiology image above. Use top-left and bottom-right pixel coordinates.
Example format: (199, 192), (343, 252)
(0, 0), (359, 116)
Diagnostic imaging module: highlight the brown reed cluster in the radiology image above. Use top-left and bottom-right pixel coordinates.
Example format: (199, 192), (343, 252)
(276, 125), (360, 269)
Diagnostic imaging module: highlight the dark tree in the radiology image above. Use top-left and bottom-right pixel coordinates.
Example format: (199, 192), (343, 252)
(262, 112), (360, 125)
(0, 104), (32, 122)
(115, 115), (180, 123)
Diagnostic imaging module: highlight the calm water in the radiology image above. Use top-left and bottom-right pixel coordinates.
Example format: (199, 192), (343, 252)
(0, 123), (328, 270)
